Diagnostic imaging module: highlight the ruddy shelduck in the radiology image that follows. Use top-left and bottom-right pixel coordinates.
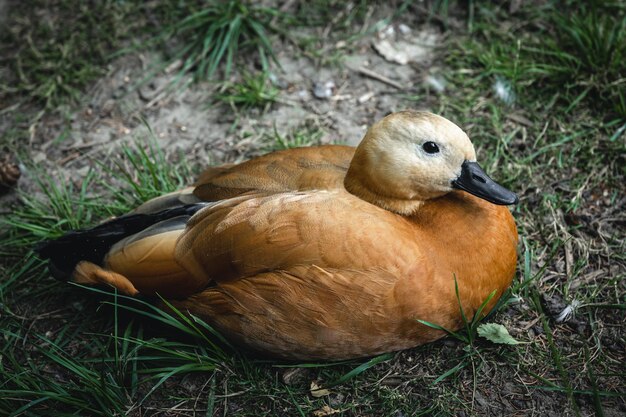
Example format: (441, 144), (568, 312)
(38, 110), (518, 360)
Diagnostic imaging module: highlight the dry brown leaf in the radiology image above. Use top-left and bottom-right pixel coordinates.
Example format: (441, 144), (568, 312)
(313, 405), (341, 417)
(310, 381), (330, 397)
(281, 367), (308, 385)
(506, 113), (533, 127)
(0, 160), (20, 190)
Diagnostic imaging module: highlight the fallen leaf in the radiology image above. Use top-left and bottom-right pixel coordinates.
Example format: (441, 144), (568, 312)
(372, 27), (439, 65)
(310, 381), (331, 397)
(477, 323), (519, 345)
(0, 159), (20, 191)
(313, 405), (341, 417)
(281, 367), (308, 385)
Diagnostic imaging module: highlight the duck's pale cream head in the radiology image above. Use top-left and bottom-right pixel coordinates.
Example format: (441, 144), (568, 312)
(344, 110), (517, 215)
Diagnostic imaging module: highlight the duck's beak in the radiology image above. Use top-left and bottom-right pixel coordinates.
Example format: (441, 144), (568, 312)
(452, 161), (518, 205)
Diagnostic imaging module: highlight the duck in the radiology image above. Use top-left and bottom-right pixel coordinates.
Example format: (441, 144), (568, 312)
(36, 110), (518, 360)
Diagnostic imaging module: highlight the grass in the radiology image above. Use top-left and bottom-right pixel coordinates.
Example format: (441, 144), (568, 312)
(419, 3), (625, 414)
(2, 134), (190, 251)
(0, 138), (217, 415)
(0, 277), (228, 415)
(264, 123), (326, 151)
(460, 1), (626, 119)
(152, 0), (281, 83)
(0, 0), (134, 108)
(216, 72), (279, 110)
(0, 0), (283, 110)
(1, 0), (625, 416)
(418, 300), (495, 395)
(290, 0), (408, 67)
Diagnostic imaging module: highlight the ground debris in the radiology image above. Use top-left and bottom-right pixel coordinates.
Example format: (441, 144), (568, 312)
(0, 158), (20, 192)
(313, 81), (336, 99)
(310, 381), (331, 397)
(280, 367), (309, 385)
(313, 405), (341, 416)
(372, 24), (439, 66)
(540, 292), (589, 334)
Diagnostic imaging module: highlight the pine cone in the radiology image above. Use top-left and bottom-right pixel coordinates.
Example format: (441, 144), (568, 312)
(0, 160), (20, 191)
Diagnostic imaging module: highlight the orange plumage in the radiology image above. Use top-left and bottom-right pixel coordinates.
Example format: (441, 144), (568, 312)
(38, 111), (518, 360)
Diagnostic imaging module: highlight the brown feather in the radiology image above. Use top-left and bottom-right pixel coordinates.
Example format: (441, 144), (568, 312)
(193, 145), (353, 201)
(170, 190), (516, 360)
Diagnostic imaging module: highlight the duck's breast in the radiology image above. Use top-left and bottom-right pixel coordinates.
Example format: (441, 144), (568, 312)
(404, 191), (518, 327)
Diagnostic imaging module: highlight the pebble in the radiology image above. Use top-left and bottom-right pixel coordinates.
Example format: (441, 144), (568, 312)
(313, 81), (335, 99)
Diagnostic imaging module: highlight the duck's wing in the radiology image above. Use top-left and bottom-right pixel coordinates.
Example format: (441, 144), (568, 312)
(130, 145), (353, 214)
(39, 146), (355, 297)
(168, 191), (439, 360)
(193, 145), (355, 201)
(82, 188), (414, 300)
(174, 189), (425, 285)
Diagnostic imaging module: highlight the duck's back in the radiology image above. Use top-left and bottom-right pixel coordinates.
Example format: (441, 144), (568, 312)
(193, 145), (355, 201)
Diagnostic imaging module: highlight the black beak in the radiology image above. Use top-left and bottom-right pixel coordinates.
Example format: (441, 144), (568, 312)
(452, 161), (518, 205)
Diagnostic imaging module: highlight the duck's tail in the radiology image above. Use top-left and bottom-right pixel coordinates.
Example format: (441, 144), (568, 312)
(35, 203), (207, 281)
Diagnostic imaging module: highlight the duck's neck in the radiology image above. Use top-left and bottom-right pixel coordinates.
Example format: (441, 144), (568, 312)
(344, 155), (424, 216)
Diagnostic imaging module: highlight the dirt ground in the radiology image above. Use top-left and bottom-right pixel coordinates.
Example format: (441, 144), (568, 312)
(18, 24), (443, 189)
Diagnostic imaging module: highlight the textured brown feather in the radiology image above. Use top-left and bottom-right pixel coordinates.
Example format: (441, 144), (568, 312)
(170, 189), (516, 359)
(193, 145), (353, 201)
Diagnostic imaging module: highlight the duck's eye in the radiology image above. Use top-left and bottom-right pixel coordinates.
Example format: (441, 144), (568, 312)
(422, 141), (440, 154)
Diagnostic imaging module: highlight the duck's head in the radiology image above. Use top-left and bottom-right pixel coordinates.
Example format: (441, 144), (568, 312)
(344, 110), (518, 215)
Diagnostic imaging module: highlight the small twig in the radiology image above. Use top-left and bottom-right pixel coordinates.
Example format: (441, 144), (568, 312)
(214, 389), (249, 399)
(353, 66), (404, 90)
(0, 102), (21, 116)
(330, 94), (353, 101)
(506, 113), (533, 127)
(61, 142), (99, 152)
(56, 151), (81, 166)
(521, 316), (541, 331)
